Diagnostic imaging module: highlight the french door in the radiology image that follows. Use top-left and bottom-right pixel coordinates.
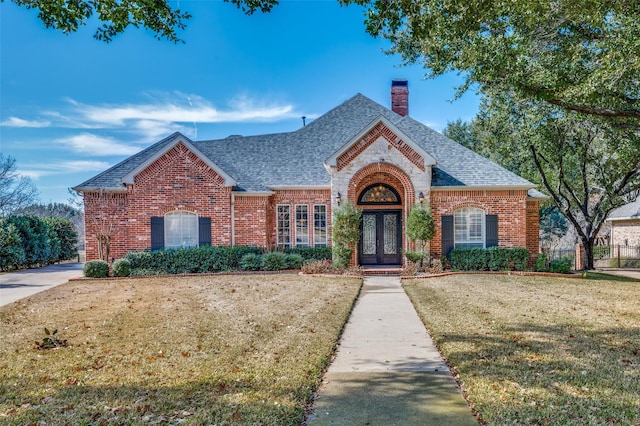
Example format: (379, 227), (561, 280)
(359, 210), (402, 265)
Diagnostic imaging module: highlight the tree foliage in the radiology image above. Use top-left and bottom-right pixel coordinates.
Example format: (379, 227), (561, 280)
(10, 0), (279, 42)
(331, 202), (362, 267)
(346, 0), (640, 125)
(0, 154), (39, 216)
(475, 95), (640, 269)
(406, 204), (435, 250)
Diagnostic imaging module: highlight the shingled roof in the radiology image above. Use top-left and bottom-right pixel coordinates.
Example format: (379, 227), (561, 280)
(608, 199), (640, 221)
(75, 93), (536, 193)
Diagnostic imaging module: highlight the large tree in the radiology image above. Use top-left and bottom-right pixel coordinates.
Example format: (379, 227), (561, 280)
(347, 0), (639, 125)
(9, 0), (279, 42)
(0, 154), (39, 216)
(473, 95), (640, 269)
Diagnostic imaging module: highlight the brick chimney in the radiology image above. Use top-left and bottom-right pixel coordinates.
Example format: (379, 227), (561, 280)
(390, 79), (409, 117)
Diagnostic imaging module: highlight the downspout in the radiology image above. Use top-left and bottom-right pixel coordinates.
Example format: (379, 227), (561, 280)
(231, 192), (235, 247)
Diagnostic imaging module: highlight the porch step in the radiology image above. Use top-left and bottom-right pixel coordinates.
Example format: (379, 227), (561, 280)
(362, 266), (402, 276)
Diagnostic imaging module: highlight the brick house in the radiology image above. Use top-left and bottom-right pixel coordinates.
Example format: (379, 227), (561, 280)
(75, 80), (544, 266)
(607, 199), (640, 249)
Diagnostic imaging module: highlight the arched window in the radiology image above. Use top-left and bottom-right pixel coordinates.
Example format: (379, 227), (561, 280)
(358, 183), (400, 205)
(454, 207), (485, 248)
(164, 211), (198, 249)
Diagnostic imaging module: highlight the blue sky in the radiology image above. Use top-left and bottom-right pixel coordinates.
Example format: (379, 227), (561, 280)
(1, 0), (480, 205)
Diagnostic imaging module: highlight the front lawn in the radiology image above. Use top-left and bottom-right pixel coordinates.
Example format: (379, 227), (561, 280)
(0, 274), (361, 425)
(404, 274), (640, 425)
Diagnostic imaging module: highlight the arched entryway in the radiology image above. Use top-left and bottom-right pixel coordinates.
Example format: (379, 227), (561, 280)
(357, 183), (403, 266)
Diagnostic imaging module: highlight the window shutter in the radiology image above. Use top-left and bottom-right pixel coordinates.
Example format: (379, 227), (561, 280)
(199, 217), (212, 246)
(486, 214), (499, 247)
(441, 215), (454, 257)
(150, 217), (164, 251)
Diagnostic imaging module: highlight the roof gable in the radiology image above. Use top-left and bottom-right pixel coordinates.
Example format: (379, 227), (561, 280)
(324, 116), (436, 171)
(121, 134), (236, 187)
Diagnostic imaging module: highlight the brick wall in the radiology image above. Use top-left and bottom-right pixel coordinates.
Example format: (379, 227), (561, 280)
(429, 189), (535, 257)
(84, 143), (233, 261)
(610, 220), (640, 247)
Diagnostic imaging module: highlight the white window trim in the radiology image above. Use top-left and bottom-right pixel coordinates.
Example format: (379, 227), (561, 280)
(313, 204), (328, 247)
(454, 207), (485, 248)
(295, 204), (309, 247)
(276, 204), (291, 247)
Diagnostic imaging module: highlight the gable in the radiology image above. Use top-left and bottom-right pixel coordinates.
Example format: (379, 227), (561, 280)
(122, 135), (236, 187)
(325, 116), (436, 172)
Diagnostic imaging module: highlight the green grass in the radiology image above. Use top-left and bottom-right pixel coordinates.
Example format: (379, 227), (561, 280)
(404, 274), (640, 425)
(0, 274), (361, 425)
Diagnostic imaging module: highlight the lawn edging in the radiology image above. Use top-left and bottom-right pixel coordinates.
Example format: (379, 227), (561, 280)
(400, 270), (584, 280)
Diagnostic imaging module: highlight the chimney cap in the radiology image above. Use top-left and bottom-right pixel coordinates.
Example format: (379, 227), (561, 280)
(391, 79), (408, 87)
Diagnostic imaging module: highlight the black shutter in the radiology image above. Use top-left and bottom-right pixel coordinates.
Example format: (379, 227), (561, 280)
(150, 217), (164, 251)
(486, 214), (499, 247)
(441, 215), (454, 257)
(199, 217), (212, 246)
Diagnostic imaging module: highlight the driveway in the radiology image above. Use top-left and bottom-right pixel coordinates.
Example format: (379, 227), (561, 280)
(599, 268), (640, 280)
(0, 263), (83, 306)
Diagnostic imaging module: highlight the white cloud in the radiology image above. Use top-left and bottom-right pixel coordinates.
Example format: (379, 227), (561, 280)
(75, 92), (297, 127)
(1, 116), (51, 128)
(21, 160), (111, 179)
(57, 133), (142, 156)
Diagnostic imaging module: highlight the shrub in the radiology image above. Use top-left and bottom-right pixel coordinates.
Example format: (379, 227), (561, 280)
(549, 257), (573, 274)
(240, 253), (262, 271)
(112, 259), (131, 277)
(332, 245), (353, 269)
(284, 246), (332, 261)
(301, 259), (335, 274)
(285, 254), (304, 269)
(83, 260), (110, 278)
(450, 247), (530, 271)
(129, 268), (163, 277)
(401, 262), (419, 276)
(261, 252), (287, 271)
(535, 253), (548, 272)
(0, 220), (25, 271)
(405, 251), (425, 264)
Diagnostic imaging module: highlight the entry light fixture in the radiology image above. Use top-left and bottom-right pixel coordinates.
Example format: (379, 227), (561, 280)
(335, 192), (342, 206)
(418, 192), (425, 204)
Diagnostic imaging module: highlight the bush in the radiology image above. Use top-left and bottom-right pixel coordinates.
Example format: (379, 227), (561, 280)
(301, 259), (335, 274)
(283, 246), (332, 261)
(535, 253), (548, 272)
(83, 260), (110, 278)
(285, 253), (304, 269)
(240, 253), (262, 271)
(405, 251), (425, 264)
(450, 247), (530, 271)
(332, 245), (352, 269)
(261, 252), (287, 271)
(549, 257), (573, 274)
(112, 259), (131, 277)
(0, 220), (25, 271)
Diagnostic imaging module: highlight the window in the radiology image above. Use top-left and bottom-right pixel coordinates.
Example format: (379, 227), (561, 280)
(454, 207), (485, 248)
(277, 205), (291, 247)
(314, 205), (327, 247)
(295, 205), (309, 247)
(358, 183), (400, 205)
(164, 211), (198, 249)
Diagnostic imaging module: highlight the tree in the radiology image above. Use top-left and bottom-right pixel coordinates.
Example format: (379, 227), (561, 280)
(0, 154), (39, 216)
(331, 202), (362, 268)
(347, 0), (640, 126)
(406, 204), (435, 266)
(15, 202), (84, 248)
(10, 0), (278, 42)
(477, 95), (640, 269)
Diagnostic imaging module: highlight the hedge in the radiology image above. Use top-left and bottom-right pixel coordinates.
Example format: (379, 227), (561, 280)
(123, 245), (330, 275)
(0, 215), (78, 271)
(450, 247), (530, 271)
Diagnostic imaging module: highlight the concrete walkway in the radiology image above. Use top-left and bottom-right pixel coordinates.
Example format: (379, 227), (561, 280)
(0, 263), (83, 306)
(308, 276), (477, 425)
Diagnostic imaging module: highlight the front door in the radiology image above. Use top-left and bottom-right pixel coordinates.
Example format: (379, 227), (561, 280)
(359, 210), (402, 265)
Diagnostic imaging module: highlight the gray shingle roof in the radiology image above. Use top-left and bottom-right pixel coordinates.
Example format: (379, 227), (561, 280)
(608, 199), (640, 220)
(75, 93), (535, 192)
